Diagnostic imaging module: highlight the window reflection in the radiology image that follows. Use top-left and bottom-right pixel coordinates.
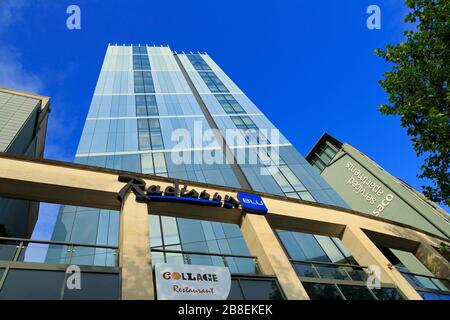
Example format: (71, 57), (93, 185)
(337, 285), (376, 300)
(0, 269), (120, 300)
(63, 273), (120, 300)
(371, 288), (403, 300)
(0, 242), (18, 261)
(276, 229), (357, 265)
(227, 278), (283, 300)
(149, 215), (258, 275)
(378, 245), (450, 298)
(302, 283), (343, 300)
(0, 270), (65, 300)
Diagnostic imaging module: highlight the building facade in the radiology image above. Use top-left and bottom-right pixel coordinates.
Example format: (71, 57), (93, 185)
(306, 133), (450, 239)
(49, 45), (348, 266)
(0, 88), (50, 237)
(1, 46), (447, 300)
(0, 154), (448, 300)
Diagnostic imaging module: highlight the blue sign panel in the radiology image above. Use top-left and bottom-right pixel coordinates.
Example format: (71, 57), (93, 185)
(136, 195), (223, 207)
(237, 192), (268, 214)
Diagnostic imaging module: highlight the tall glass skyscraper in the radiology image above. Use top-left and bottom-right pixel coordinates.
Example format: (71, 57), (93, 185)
(49, 45), (349, 267)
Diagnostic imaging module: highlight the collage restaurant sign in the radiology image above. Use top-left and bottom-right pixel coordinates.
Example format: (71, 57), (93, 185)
(155, 263), (231, 300)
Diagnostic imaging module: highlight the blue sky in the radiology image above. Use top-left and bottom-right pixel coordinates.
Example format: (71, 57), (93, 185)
(0, 1), (443, 240)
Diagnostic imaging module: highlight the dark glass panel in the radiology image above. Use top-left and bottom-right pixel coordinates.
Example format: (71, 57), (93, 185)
(150, 132), (164, 149)
(183, 253), (213, 267)
(187, 54), (211, 71)
(227, 280), (244, 300)
(401, 272), (420, 287)
(292, 262), (318, 278)
(227, 257), (259, 275)
(239, 279), (283, 300)
(430, 278), (450, 291)
(133, 46), (147, 54)
(372, 288), (403, 300)
(148, 119), (160, 130)
(338, 285), (376, 300)
(134, 85), (145, 93)
(177, 219), (206, 248)
(198, 71), (229, 93)
(0, 270), (64, 300)
(135, 95), (146, 105)
(313, 264), (351, 280)
(136, 105), (147, 116)
(343, 266), (368, 281)
(63, 272), (119, 300)
(226, 237), (251, 256)
(221, 223), (242, 239)
(291, 232), (330, 262)
(147, 105), (159, 116)
(0, 242), (18, 261)
(276, 230), (307, 261)
(413, 275), (440, 290)
(138, 132), (151, 150)
(302, 283), (343, 300)
(418, 291), (441, 300)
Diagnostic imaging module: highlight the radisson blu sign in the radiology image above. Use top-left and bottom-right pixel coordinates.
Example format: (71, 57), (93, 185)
(237, 192), (268, 214)
(117, 175), (268, 214)
(154, 263), (231, 300)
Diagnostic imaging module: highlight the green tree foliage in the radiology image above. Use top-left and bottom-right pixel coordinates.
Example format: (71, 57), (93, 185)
(375, 0), (449, 206)
(438, 242), (450, 254)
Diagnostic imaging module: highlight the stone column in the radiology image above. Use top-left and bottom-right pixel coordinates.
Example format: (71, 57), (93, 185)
(119, 191), (154, 300)
(240, 213), (310, 300)
(341, 225), (422, 300)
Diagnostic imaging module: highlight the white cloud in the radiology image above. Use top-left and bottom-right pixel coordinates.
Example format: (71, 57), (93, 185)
(0, 46), (44, 93)
(0, 0), (27, 31)
(0, 1), (43, 93)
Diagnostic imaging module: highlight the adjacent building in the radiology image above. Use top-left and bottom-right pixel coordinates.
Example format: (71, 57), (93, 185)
(0, 88), (50, 237)
(306, 133), (450, 239)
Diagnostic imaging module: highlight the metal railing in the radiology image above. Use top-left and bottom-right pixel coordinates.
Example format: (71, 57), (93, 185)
(0, 237), (118, 267)
(151, 248), (260, 275)
(289, 259), (370, 282)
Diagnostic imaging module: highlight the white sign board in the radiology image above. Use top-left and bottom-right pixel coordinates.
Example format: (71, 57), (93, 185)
(155, 263), (231, 300)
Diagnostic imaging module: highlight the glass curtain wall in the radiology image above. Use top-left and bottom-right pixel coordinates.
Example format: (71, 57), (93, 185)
(182, 53), (348, 207)
(51, 46), (249, 265)
(149, 215), (258, 275)
(276, 229), (404, 300)
(378, 246), (450, 300)
(49, 45), (349, 280)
